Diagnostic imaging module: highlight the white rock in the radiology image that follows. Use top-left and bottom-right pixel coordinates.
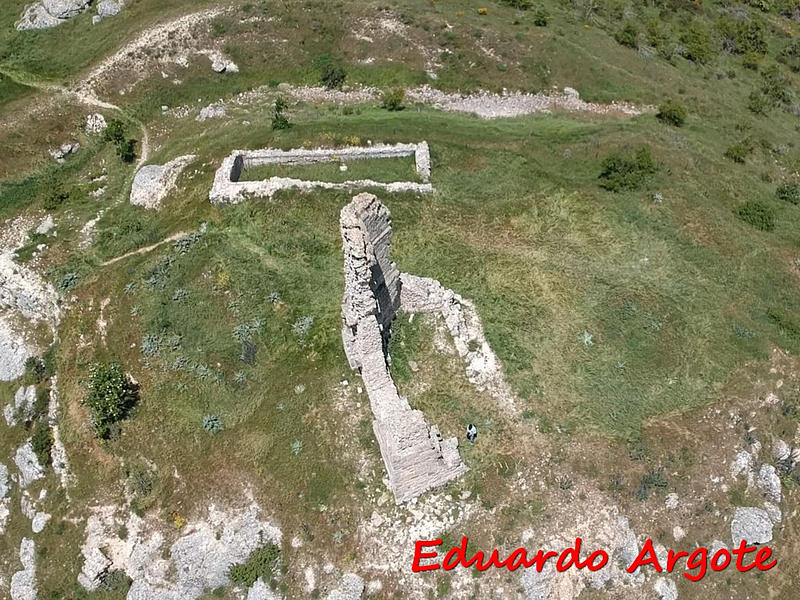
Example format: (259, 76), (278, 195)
(773, 439), (791, 462)
(130, 155), (196, 210)
(247, 578), (279, 600)
(730, 451), (752, 478)
(672, 526), (686, 541)
(653, 577), (678, 600)
(96, 0), (124, 18)
(10, 538), (37, 600)
(85, 113), (108, 134)
(757, 465), (782, 503)
(16, 0), (90, 30)
(196, 104), (227, 121)
(731, 507), (774, 546)
(49, 142), (79, 163)
(14, 442), (44, 489)
(326, 573), (364, 600)
(665, 493), (679, 510)
(32, 511), (51, 533)
(0, 463), (10, 498)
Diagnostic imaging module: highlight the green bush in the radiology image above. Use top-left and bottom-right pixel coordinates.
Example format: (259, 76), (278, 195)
(724, 139), (754, 163)
(84, 362), (138, 439)
(736, 200), (776, 231)
(681, 22), (714, 64)
(533, 9), (548, 26)
(381, 88), (405, 111)
(25, 356), (46, 383)
(116, 139), (136, 163)
(777, 39), (800, 73)
(271, 97), (290, 130)
(228, 545), (281, 588)
(598, 147), (658, 192)
(656, 99), (687, 126)
(501, 0), (533, 8)
(760, 64), (791, 106)
(615, 22), (639, 49)
(31, 421), (53, 468)
(747, 90), (769, 115)
(320, 63), (346, 89)
(43, 189), (69, 211)
(776, 182), (800, 205)
(716, 16), (767, 55)
(742, 51), (762, 71)
(105, 118), (137, 163)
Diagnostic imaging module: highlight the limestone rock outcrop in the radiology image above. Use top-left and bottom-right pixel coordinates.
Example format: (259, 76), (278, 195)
(130, 155), (196, 210)
(17, 0), (91, 30)
(340, 193), (466, 504)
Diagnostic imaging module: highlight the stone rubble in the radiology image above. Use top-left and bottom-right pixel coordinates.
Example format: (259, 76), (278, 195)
(400, 274), (518, 413)
(130, 155), (196, 210)
(653, 577), (678, 600)
(246, 578), (280, 600)
(10, 538), (37, 600)
(93, 0), (124, 23)
(209, 143), (433, 204)
(48, 377), (71, 491)
(196, 103), (227, 121)
(340, 194), (466, 504)
(757, 464), (782, 504)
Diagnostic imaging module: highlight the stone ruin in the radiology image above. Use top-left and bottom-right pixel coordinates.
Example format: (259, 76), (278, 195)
(341, 193), (467, 504)
(209, 142), (433, 204)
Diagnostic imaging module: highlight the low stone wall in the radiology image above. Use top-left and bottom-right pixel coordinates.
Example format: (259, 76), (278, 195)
(341, 194), (466, 504)
(210, 143), (433, 204)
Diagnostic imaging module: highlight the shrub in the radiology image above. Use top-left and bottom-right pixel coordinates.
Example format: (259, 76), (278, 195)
(228, 545), (281, 588)
(100, 570), (132, 594)
(271, 97), (290, 130)
(501, 0), (532, 8)
(203, 414), (223, 434)
(598, 146), (658, 192)
(533, 9), (548, 26)
(84, 363), (138, 439)
(717, 16), (767, 55)
(736, 200), (776, 231)
(43, 189), (69, 211)
(656, 99), (687, 126)
(320, 63), (346, 89)
(116, 139), (136, 163)
(615, 22), (639, 49)
(742, 51), (762, 71)
(747, 90), (769, 115)
(31, 421), (53, 468)
(777, 182), (800, 205)
(760, 64), (791, 106)
(25, 356), (46, 383)
(127, 463), (157, 498)
(777, 39), (800, 73)
(724, 139), (754, 163)
(381, 88), (405, 111)
(104, 118), (126, 145)
(681, 22), (714, 64)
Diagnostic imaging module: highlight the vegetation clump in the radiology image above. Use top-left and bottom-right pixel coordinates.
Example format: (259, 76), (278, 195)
(320, 63), (346, 89)
(203, 414), (223, 434)
(381, 88), (405, 111)
(84, 362), (138, 439)
(598, 147), (658, 192)
(776, 182), (800, 205)
(228, 544), (281, 588)
(104, 118), (137, 163)
(31, 420), (53, 467)
(615, 22), (639, 49)
(735, 200), (776, 231)
(724, 139), (754, 163)
(656, 99), (687, 127)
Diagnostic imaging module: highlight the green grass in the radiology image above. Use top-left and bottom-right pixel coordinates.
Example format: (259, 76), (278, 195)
(241, 156), (420, 183)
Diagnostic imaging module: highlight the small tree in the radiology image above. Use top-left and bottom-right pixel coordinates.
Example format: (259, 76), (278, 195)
(381, 88), (405, 111)
(271, 97), (290, 130)
(84, 362), (138, 439)
(656, 99), (687, 127)
(615, 22), (639, 49)
(599, 147), (658, 192)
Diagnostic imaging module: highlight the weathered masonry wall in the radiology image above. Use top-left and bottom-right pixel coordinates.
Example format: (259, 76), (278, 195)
(340, 193), (466, 504)
(209, 142), (433, 204)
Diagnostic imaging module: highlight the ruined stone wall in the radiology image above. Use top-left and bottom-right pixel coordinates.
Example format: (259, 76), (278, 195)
(340, 193), (466, 504)
(210, 143), (433, 204)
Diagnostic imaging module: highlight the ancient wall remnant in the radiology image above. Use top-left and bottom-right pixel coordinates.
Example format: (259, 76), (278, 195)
(209, 143), (433, 204)
(341, 193), (466, 504)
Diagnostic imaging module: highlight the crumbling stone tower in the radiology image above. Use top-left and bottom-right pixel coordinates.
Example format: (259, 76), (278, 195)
(340, 193), (467, 504)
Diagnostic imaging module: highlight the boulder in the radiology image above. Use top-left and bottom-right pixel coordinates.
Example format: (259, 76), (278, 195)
(96, 0), (124, 18)
(16, 0), (90, 30)
(757, 465), (782, 503)
(196, 104), (227, 121)
(85, 113), (108, 134)
(130, 155), (195, 210)
(731, 507), (774, 546)
(10, 538), (37, 600)
(14, 442), (44, 489)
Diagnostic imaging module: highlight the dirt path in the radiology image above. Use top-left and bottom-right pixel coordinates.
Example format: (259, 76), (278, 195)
(100, 231), (188, 267)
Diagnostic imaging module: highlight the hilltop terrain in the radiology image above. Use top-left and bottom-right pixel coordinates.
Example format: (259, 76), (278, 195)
(0, 1), (799, 599)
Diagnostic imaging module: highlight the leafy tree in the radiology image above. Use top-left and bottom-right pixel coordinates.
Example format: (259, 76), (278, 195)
(320, 63), (346, 89)
(271, 97), (290, 130)
(681, 22), (714, 64)
(84, 362), (138, 439)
